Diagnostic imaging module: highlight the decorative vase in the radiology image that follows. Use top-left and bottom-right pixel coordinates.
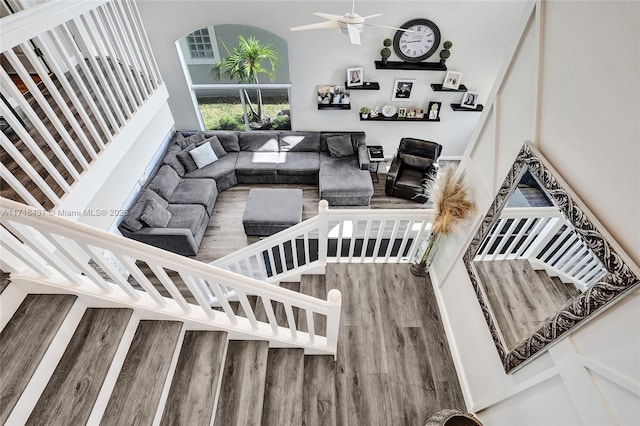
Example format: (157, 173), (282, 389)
(361, 113), (369, 119)
(410, 232), (440, 277)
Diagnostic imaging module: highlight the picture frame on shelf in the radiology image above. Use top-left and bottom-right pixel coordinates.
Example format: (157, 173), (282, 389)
(442, 71), (463, 90)
(415, 108), (425, 119)
(398, 107), (407, 118)
(428, 101), (442, 120)
(318, 85), (350, 106)
(346, 67), (364, 87)
(392, 79), (415, 101)
(460, 91), (479, 109)
(407, 107), (417, 118)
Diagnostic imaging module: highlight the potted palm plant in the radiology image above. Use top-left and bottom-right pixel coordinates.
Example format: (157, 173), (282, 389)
(212, 35), (281, 130)
(411, 164), (475, 276)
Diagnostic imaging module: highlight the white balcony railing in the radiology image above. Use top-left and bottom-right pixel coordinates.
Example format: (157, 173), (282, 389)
(474, 207), (607, 290)
(1, 0), (162, 210)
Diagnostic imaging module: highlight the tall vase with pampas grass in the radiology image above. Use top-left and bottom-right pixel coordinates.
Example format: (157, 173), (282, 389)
(410, 164), (475, 277)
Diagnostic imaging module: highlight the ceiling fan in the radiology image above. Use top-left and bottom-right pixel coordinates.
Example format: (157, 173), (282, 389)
(290, 0), (412, 45)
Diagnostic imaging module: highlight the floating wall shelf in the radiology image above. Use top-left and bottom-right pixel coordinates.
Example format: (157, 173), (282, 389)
(360, 115), (440, 122)
(345, 82), (380, 90)
(318, 104), (351, 110)
(374, 61), (447, 71)
(431, 83), (468, 92)
(451, 104), (484, 112)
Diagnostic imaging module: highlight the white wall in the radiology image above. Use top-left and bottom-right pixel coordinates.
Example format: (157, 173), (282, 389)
(136, 0), (526, 156)
(431, 1), (640, 425)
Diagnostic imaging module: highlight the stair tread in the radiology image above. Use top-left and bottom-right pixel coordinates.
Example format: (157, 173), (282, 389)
(302, 355), (337, 426)
(261, 348), (305, 425)
(161, 331), (228, 426)
(213, 340), (269, 426)
(0, 294), (77, 423)
(298, 275), (327, 336)
(101, 320), (183, 425)
(27, 308), (132, 426)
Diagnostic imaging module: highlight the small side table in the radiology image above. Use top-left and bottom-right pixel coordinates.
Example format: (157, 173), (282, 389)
(367, 145), (385, 183)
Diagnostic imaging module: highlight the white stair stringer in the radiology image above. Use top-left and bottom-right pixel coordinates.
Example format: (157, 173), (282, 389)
(5, 299), (87, 426)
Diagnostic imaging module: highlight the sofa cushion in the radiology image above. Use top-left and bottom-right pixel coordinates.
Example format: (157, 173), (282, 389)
(176, 132), (206, 150)
(401, 153), (433, 171)
(166, 204), (208, 238)
(140, 199), (172, 228)
(197, 135), (227, 158)
(201, 131), (240, 152)
(177, 143), (198, 173)
(277, 152), (320, 175)
(169, 178), (217, 213)
(327, 135), (354, 158)
(148, 165), (181, 200)
(162, 149), (186, 176)
(235, 151), (279, 175)
(320, 153), (373, 197)
(279, 132), (320, 152)
(120, 189), (169, 232)
(189, 143), (218, 169)
(239, 132), (279, 152)
(184, 152), (238, 180)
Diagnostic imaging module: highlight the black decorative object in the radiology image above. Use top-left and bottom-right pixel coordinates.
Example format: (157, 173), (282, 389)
(451, 104), (483, 112)
(345, 82), (380, 90)
(463, 142), (640, 373)
(374, 60), (446, 71)
(431, 83), (468, 92)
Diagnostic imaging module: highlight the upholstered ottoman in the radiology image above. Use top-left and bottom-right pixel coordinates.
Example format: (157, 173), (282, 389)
(242, 188), (303, 236)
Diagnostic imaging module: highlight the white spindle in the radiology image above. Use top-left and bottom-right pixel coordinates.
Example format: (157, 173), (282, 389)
(0, 226), (50, 276)
(178, 273), (217, 319)
(397, 220), (415, 261)
(306, 310), (315, 343)
(384, 220), (401, 262)
(336, 221), (344, 262)
(148, 263), (191, 313)
(318, 200), (329, 265)
(0, 163), (43, 209)
(115, 254), (167, 305)
(359, 219), (372, 262)
(207, 280), (238, 325)
(237, 292), (258, 329)
(284, 303), (297, 340)
(260, 296), (279, 334)
(121, 0), (159, 88)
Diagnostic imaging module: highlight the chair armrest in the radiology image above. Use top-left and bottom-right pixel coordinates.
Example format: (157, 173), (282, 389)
(357, 144), (370, 170)
(385, 156), (402, 195)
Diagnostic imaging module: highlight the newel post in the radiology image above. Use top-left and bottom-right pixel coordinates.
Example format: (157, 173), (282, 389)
(326, 288), (342, 357)
(318, 200), (329, 266)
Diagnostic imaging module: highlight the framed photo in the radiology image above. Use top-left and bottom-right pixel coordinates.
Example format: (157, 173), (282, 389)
(407, 107), (417, 118)
(346, 67), (364, 87)
(392, 79), (415, 101)
(427, 101), (442, 120)
(442, 71), (463, 90)
(317, 85), (335, 104)
(460, 91), (479, 109)
(415, 108), (425, 119)
(397, 107), (407, 118)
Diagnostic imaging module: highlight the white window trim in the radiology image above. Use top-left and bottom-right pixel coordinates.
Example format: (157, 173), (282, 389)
(179, 26), (221, 65)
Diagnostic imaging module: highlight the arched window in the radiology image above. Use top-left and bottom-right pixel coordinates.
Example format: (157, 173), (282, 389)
(178, 25), (291, 131)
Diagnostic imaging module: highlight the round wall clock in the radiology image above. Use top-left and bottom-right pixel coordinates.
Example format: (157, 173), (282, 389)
(393, 19), (441, 63)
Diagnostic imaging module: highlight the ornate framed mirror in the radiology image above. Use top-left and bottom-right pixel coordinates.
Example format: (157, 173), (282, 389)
(463, 142), (640, 373)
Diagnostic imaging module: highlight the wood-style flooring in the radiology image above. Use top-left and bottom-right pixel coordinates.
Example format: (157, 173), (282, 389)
(328, 263), (465, 424)
(473, 259), (580, 349)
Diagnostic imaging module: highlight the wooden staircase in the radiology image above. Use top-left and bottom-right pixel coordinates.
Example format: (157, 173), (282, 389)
(0, 275), (337, 425)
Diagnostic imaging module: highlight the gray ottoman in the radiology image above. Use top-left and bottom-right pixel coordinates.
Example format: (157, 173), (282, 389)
(243, 188), (303, 236)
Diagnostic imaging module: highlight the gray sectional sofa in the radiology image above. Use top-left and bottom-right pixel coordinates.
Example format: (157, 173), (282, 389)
(119, 130), (373, 256)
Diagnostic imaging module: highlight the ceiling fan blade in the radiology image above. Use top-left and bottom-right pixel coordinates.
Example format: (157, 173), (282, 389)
(363, 13), (383, 20)
(346, 23), (361, 45)
(365, 22), (414, 32)
(291, 20), (340, 32)
(313, 12), (342, 21)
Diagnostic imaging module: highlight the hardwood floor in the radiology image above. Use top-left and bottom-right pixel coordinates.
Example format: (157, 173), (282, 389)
(473, 259), (579, 349)
(328, 263), (465, 424)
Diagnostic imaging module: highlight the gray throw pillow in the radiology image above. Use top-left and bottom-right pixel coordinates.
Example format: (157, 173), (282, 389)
(197, 135), (227, 158)
(148, 165), (181, 200)
(176, 133), (206, 150)
(189, 143), (218, 169)
(327, 135), (354, 158)
(177, 143), (198, 173)
(140, 199), (172, 228)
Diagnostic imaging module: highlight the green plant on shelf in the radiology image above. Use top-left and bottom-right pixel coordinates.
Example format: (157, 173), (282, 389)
(381, 38), (392, 65)
(439, 40), (453, 65)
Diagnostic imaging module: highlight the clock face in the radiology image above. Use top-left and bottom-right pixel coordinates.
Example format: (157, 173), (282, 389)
(393, 19), (441, 63)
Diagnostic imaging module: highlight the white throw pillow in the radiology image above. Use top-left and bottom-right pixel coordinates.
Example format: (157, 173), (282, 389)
(189, 143), (218, 169)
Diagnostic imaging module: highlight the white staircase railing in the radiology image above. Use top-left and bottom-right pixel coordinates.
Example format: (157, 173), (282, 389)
(474, 207), (607, 290)
(213, 200), (434, 283)
(0, 198), (341, 355)
(1, 0), (162, 210)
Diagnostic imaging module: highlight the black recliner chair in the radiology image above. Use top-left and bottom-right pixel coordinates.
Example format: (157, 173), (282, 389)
(385, 138), (443, 203)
